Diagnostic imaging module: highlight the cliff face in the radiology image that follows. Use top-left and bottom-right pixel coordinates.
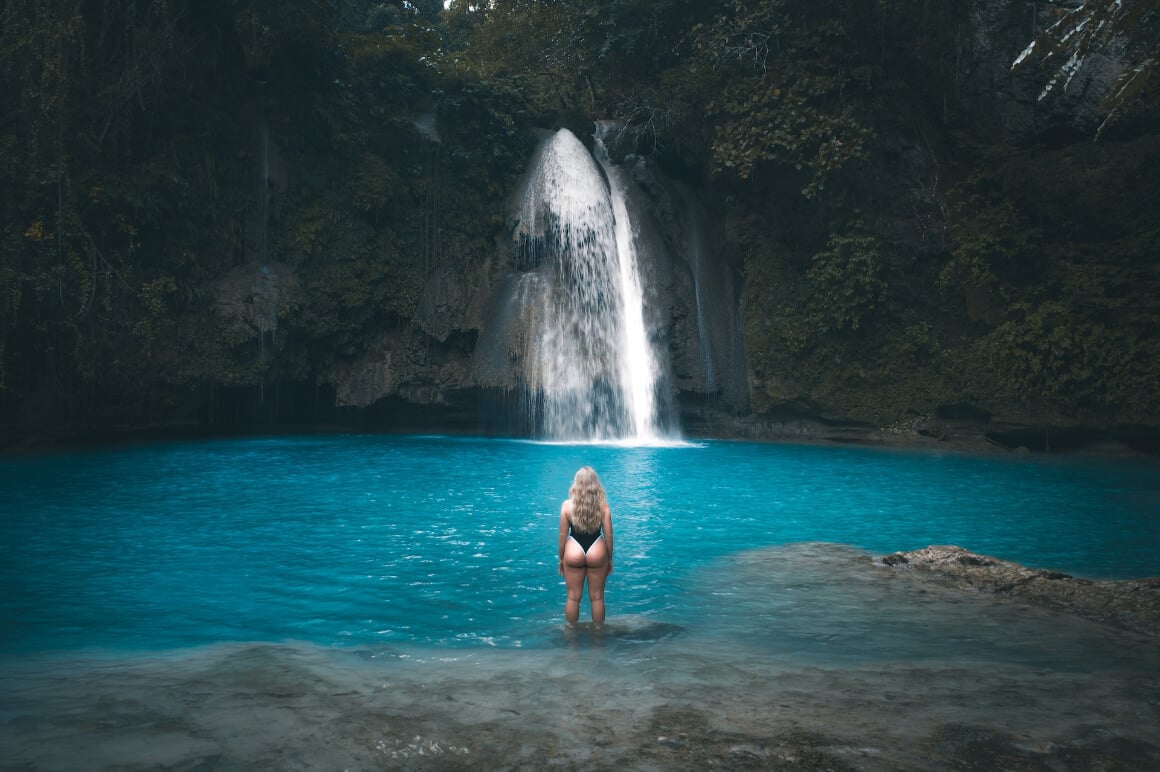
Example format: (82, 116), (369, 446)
(711, 1), (1159, 451)
(3, 2), (1156, 451)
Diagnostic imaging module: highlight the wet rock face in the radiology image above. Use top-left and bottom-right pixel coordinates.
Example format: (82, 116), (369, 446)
(617, 151), (749, 415)
(880, 545), (1160, 637)
(328, 327), (478, 412)
(214, 261), (296, 344)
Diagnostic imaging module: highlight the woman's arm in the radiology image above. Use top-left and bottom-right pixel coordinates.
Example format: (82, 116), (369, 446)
(557, 501), (570, 573)
(602, 503), (613, 565)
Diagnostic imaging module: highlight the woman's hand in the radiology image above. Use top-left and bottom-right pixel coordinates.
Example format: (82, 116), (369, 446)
(558, 557), (565, 576)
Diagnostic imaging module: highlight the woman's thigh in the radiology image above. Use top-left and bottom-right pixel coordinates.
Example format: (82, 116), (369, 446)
(585, 563), (607, 598)
(584, 540), (609, 596)
(563, 562), (587, 599)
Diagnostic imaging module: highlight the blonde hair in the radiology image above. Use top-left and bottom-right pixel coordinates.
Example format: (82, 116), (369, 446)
(568, 466), (607, 533)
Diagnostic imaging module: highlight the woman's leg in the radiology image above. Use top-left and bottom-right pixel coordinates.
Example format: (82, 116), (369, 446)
(583, 539), (610, 625)
(562, 539), (588, 624)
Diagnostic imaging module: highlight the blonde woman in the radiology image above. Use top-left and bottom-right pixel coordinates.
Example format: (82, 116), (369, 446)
(558, 466), (615, 625)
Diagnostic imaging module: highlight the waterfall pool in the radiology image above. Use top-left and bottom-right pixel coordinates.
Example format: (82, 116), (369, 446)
(2, 434), (1158, 769)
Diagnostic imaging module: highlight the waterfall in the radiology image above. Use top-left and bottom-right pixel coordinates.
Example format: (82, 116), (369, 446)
(513, 127), (672, 442)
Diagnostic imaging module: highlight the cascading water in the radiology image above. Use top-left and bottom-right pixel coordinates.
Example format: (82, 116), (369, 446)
(593, 121), (663, 441)
(513, 127), (671, 442)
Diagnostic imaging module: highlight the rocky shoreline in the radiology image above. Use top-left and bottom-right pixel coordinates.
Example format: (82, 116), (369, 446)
(880, 545), (1160, 637)
(677, 403), (1160, 457)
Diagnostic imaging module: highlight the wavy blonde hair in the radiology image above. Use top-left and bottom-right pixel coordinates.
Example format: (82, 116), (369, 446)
(568, 466), (607, 533)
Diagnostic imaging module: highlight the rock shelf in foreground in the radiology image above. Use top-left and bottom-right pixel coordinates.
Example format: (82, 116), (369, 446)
(880, 545), (1160, 637)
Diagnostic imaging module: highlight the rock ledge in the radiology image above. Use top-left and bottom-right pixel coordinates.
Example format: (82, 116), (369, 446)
(880, 545), (1160, 637)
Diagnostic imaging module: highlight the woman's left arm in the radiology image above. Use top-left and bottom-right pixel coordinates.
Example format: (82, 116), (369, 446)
(557, 503), (570, 574)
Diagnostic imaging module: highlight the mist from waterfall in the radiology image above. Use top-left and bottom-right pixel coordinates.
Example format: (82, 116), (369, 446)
(513, 127), (673, 443)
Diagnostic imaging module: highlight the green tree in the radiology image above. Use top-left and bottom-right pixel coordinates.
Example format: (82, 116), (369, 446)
(808, 228), (886, 331)
(1, 0), (192, 406)
(688, 0), (878, 196)
(1013, 0), (1160, 137)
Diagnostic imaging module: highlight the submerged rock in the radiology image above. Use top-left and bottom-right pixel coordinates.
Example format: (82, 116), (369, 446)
(879, 545), (1160, 637)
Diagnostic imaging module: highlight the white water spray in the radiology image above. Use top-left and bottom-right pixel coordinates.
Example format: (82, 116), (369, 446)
(514, 127), (669, 442)
(593, 123), (660, 441)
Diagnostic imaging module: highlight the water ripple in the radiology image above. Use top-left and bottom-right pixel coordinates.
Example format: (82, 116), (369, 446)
(1, 435), (1157, 655)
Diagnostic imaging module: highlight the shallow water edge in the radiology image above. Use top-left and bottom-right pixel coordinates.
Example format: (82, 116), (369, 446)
(4, 638), (1158, 771)
(3, 544), (1158, 771)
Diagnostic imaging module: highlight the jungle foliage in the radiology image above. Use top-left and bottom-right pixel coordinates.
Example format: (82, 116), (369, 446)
(1, 0), (1157, 438)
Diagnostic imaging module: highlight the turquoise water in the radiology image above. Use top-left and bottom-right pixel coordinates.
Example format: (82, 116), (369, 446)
(1, 434), (1158, 655)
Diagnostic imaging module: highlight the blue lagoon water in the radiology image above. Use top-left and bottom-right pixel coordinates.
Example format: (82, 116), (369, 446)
(2, 435), (1158, 769)
(2, 434), (1157, 655)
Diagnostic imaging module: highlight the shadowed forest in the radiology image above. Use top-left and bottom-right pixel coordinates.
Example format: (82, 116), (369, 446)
(2, 0), (1158, 450)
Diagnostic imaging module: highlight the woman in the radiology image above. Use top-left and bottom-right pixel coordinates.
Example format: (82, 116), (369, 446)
(558, 466), (614, 626)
